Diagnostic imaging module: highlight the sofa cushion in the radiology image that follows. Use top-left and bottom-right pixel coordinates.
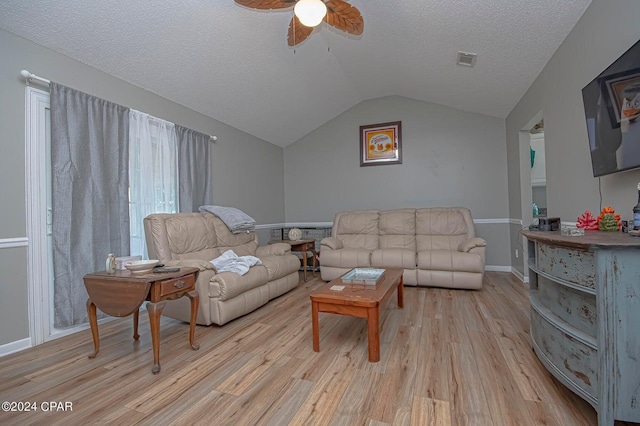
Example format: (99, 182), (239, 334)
(260, 254), (301, 281)
(417, 250), (483, 273)
(371, 248), (416, 269)
(334, 210), (379, 249)
(416, 208), (472, 251)
(378, 208), (416, 250)
(320, 248), (372, 268)
(209, 265), (270, 301)
(205, 212), (257, 250)
(165, 213), (218, 254)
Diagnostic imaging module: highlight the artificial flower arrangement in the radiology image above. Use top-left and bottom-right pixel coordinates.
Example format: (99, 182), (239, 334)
(577, 207), (621, 231)
(576, 210), (598, 230)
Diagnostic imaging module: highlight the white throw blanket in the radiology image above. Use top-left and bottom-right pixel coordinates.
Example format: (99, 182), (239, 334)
(210, 250), (261, 276)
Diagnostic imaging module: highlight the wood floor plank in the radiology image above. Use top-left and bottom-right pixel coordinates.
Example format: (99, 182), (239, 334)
(0, 272), (607, 425)
(448, 341), (494, 426)
(410, 396), (451, 426)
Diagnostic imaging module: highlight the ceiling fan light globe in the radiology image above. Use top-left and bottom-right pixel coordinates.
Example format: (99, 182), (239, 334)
(294, 0), (327, 27)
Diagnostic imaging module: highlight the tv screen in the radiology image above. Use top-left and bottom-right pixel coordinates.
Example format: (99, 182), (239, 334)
(582, 39), (640, 177)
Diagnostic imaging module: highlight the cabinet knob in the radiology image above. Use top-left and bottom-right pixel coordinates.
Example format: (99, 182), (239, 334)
(174, 280), (184, 289)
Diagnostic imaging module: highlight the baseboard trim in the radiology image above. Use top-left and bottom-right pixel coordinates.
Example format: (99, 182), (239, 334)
(511, 267), (529, 283)
(0, 337), (31, 357)
(485, 265), (511, 272)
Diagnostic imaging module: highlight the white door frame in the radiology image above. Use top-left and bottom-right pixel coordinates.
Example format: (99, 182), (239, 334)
(25, 86), (52, 345)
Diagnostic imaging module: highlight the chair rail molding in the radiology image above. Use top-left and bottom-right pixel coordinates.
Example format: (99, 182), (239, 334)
(0, 237), (28, 249)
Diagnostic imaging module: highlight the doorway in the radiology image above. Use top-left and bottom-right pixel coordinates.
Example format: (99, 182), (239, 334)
(530, 119), (547, 219)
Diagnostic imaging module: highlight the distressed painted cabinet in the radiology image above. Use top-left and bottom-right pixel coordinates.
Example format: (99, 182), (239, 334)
(522, 230), (640, 426)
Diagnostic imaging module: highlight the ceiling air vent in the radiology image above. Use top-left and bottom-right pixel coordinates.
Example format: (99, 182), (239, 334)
(457, 51), (477, 67)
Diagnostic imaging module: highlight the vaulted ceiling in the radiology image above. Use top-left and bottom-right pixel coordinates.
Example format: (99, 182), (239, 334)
(0, 0), (592, 147)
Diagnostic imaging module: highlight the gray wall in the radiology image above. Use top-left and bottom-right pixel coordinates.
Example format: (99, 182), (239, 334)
(0, 28), (285, 346)
(284, 95), (510, 267)
(506, 0), (640, 274)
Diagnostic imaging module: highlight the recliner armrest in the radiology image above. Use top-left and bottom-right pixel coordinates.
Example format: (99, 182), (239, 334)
(321, 237), (343, 250)
(256, 243), (291, 257)
(165, 259), (217, 272)
(458, 237), (486, 253)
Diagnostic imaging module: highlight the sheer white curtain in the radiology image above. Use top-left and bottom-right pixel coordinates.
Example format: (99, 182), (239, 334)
(129, 110), (178, 258)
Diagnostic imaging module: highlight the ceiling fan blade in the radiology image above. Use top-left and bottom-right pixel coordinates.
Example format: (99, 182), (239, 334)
(325, 0), (363, 35)
(234, 0), (295, 10)
(287, 16), (314, 46)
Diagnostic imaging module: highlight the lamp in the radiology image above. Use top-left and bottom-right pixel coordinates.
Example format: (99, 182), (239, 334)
(294, 0), (327, 27)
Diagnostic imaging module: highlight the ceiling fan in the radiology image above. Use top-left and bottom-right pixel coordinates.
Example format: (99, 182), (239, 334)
(234, 0), (363, 46)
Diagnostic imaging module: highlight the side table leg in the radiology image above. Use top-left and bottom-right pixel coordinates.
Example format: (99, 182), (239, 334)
(312, 300), (320, 352)
(86, 298), (100, 359)
(311, 249), (318, 277)
(302, 250), (308, 282)
(397, 276), (404, 308)
(147, 301), (166, 374)
(186, 290), (200, 351)
(133, 308), (140, 340)
(367, 307), (381, 362)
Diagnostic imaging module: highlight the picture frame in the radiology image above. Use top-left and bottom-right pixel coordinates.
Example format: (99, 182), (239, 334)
(600, 68), (640, 129)
(359, 121), (402, 166)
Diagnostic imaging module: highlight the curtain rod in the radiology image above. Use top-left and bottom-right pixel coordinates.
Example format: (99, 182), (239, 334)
(20, 69), (218, 141)
(21, 69), (50, 86)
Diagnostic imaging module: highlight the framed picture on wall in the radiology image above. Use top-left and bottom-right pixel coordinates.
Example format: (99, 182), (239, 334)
(359, 121), (402, 166)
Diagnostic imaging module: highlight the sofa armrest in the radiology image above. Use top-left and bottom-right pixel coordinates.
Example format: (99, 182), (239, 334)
(321, 237), (343, 250)
(256, 243), (291, 257)
(165, 259), (217, 272)
(458, 237), (487, 253)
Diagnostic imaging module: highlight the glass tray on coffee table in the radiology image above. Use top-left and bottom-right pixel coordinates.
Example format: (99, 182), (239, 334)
(341, 268), (385, 285)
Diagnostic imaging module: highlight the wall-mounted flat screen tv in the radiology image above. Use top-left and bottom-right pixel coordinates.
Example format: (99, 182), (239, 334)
(582, 39), (640, 177)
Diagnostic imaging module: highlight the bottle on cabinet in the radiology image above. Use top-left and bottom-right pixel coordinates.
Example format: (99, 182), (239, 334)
(106, 253), (116, 273)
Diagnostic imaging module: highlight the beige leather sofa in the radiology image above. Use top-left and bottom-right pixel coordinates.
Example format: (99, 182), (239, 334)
(144, 212), (300, 325)
(320, 207), (486, 289)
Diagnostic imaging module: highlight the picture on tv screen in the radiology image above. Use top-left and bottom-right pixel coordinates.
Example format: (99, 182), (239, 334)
(582, 39), (640, 177)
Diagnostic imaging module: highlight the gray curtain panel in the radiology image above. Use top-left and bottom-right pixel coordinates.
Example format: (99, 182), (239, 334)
(50, 83), (130, 327)
(176, 125), (213, 212)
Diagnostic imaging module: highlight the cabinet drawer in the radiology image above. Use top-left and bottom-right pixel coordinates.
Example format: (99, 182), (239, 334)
(534, 276), (597, 337)
(159, 274), (195, 297)
(531, 308), (597, 399)
(536, 244), (595, 289)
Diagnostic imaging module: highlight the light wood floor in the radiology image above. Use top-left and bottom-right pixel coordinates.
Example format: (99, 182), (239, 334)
(0, 272), (626, 425)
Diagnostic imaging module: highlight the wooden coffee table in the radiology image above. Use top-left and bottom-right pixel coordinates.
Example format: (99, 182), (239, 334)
(310, 268), (404, 362)
(83, 267), (200, 374)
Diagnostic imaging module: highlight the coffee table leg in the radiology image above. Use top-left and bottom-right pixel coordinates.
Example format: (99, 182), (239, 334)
(147, 301), (166, 374)
(397, 276), (404, 308)
(86, 298), (100, 359)
(186, 290), (200, 351)
(367, 307), (380, 362)
(133, 308), (140, 340)
(312, 300), (320, 352)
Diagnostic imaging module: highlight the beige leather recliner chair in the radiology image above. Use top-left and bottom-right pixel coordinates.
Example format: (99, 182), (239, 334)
(144, 212), (300, 325)
(320, 207), (486, 289)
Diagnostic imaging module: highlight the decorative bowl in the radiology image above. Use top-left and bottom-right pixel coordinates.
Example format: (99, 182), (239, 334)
(288, 227), (302, 240)
(124, 259), (159, 274)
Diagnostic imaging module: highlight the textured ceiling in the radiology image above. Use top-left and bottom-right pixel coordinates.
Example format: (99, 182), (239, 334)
(0, 0), (592, 147)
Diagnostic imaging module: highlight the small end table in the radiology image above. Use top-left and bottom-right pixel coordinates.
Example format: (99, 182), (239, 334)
(269, 238), (318, 281)
(83, 266), (200, 374)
